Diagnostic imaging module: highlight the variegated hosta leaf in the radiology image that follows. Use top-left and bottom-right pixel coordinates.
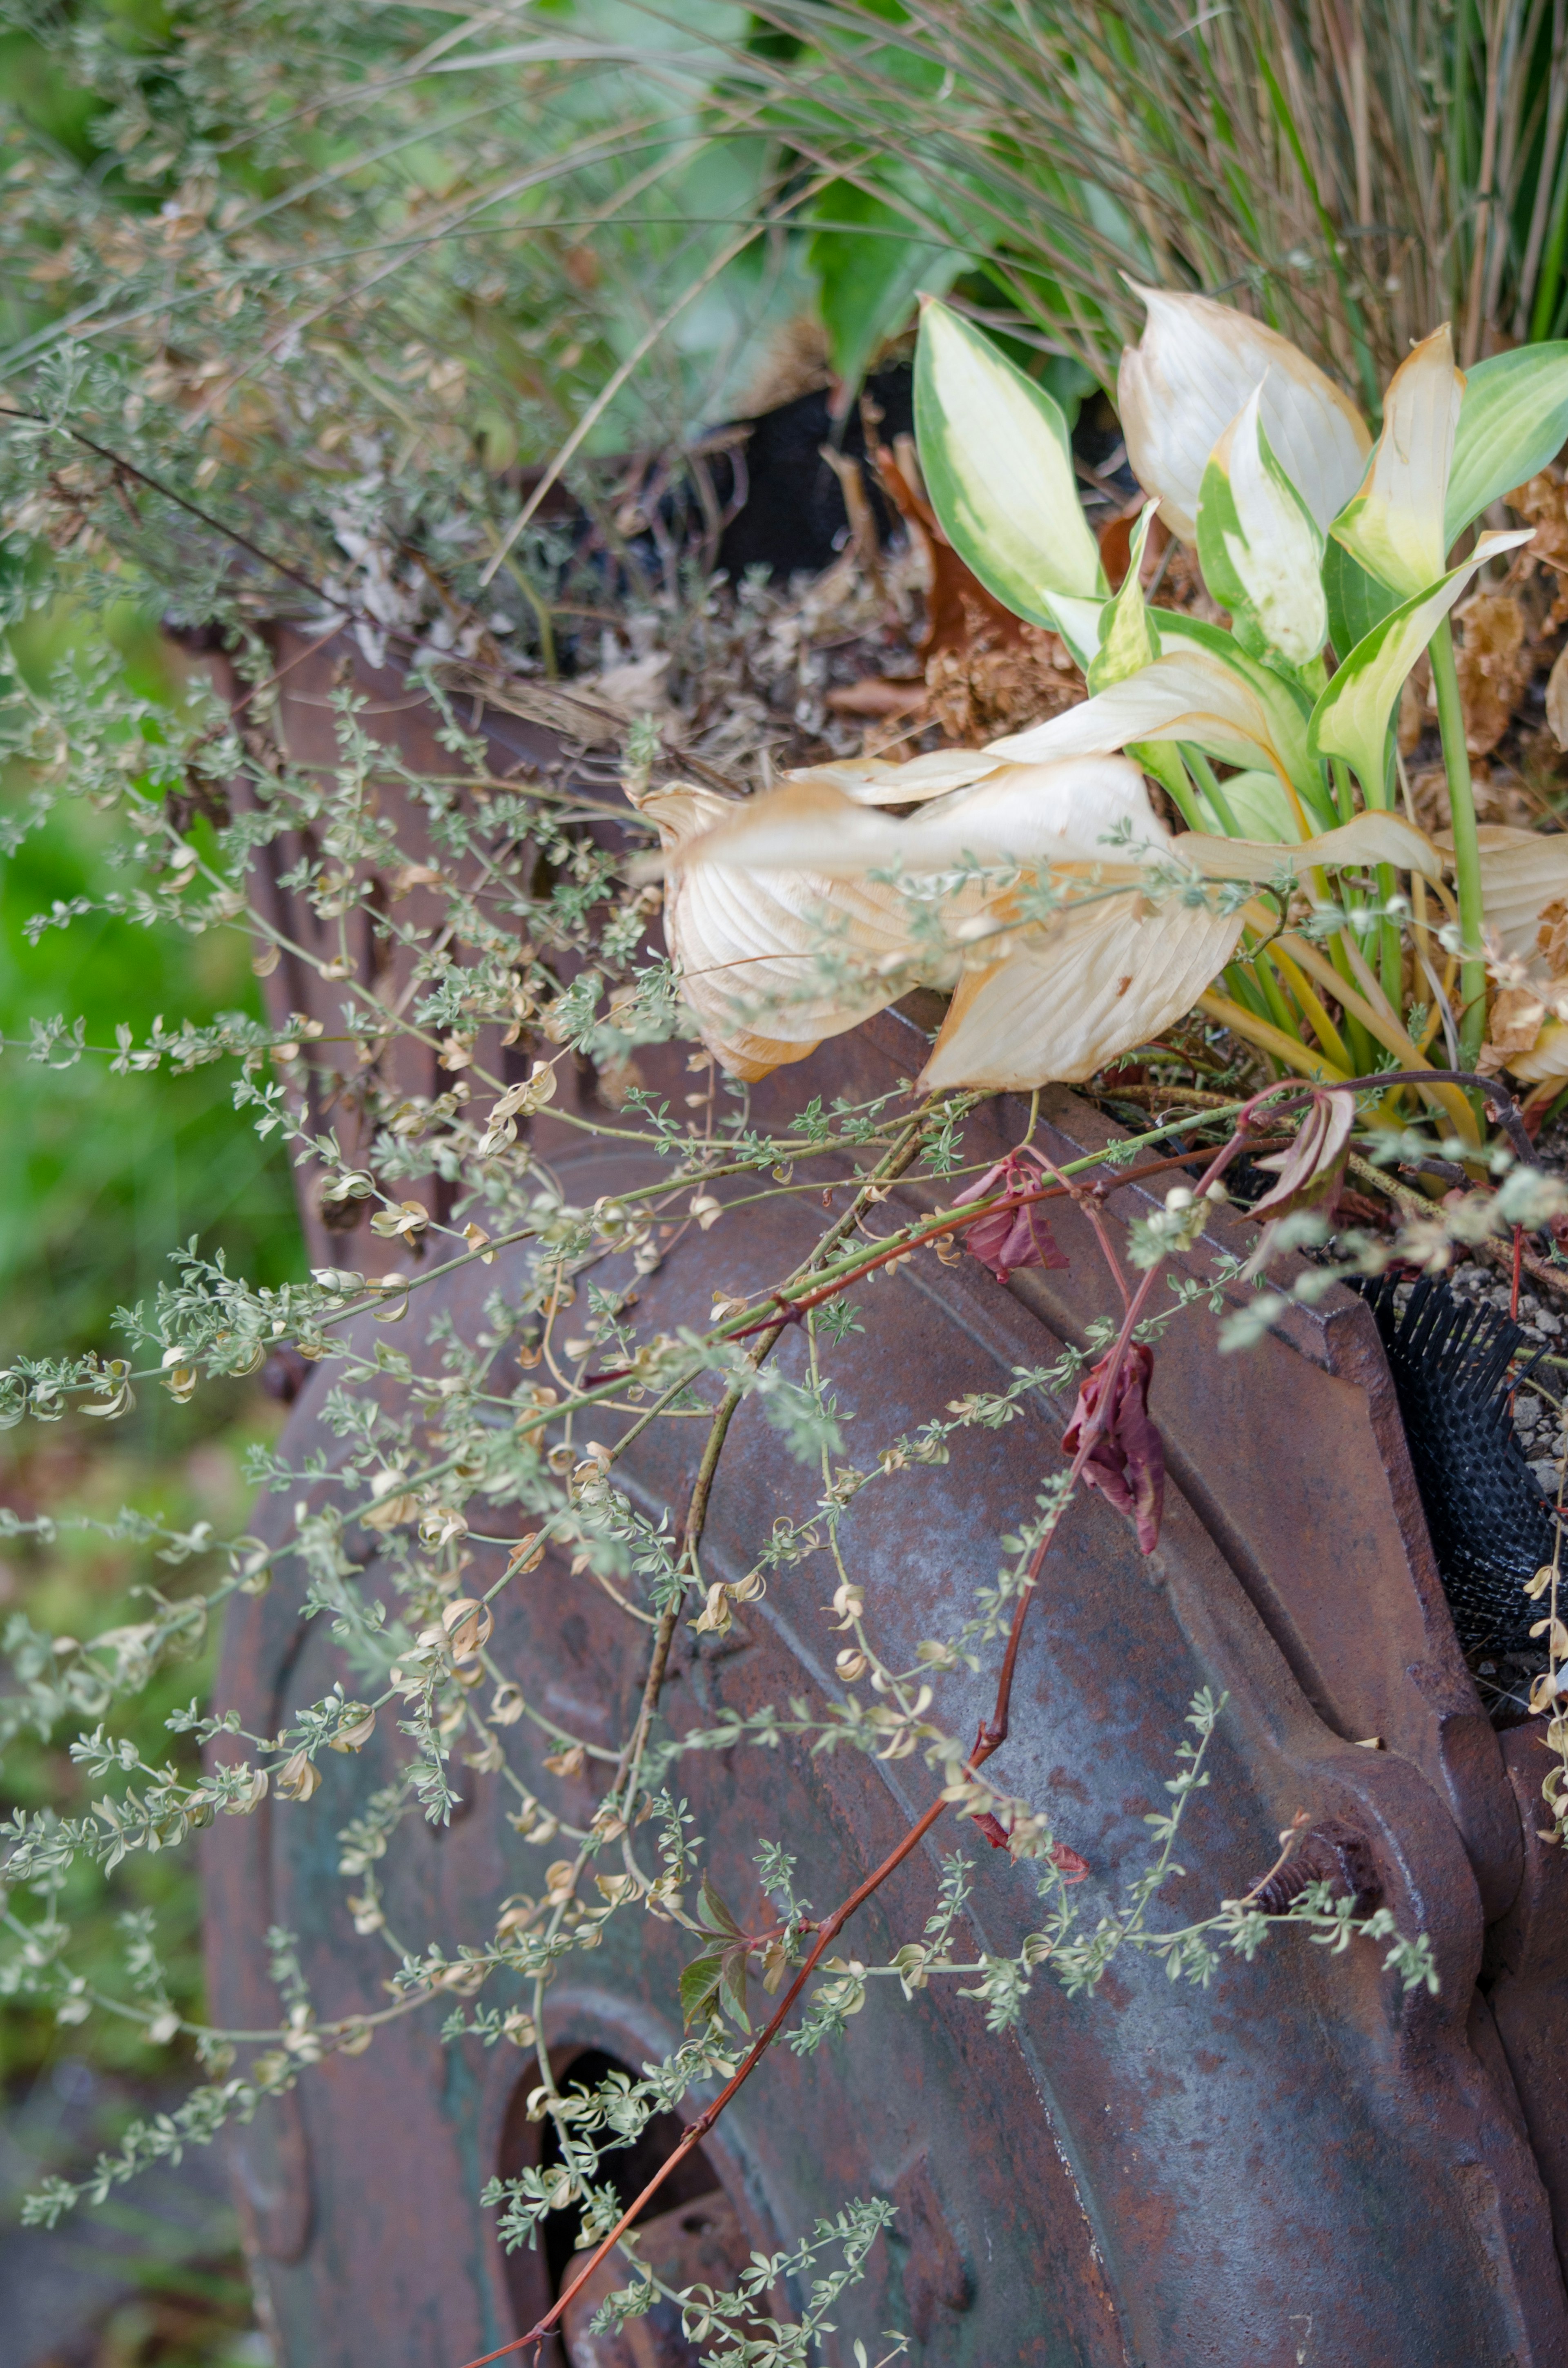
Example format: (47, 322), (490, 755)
(1042, 591), (1107, 671)
(913, 297), (1102, 626)
(1117, 283), (1370, 542)
(987, 645), (1297, 782)
(1088, 505), (1159, 691)
(1196, 387), (1327, 667)
(1330, 326), (1462, 597)
(1446, 342), (1568, 548)
(1309, 528), (1535, 796)
(664, 758), (1170, 881)
(1447, 824), (1568, 963)
(920, 889), (1246, 1090)
(1196, 767), (1294, 842)
(640, 783), (915, 1079)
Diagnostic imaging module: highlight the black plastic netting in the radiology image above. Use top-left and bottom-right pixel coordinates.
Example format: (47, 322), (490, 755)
(1355, 1274), (1561, 1654)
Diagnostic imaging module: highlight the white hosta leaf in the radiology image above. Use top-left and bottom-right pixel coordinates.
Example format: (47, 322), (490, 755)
(782, 749), (1003, 806)
(1510, 1019), (1568, 1084)
(1042, 591), (1107, 672)
(1196, 386), (1327, 666)
(1178, 809), (1441, 882)
(920, 889), (1246, 1090)
(665, 759), (1169, 882)
(1446, 342), (1568, 546)
(914, 297), (1102, 626)
(1117, 283), (1370, 542)
(987, 645), (1298, 780)
(641, 783), (914, 1079)
(1330, 326), (1462, 597)
(1309, 528), (1535, 795)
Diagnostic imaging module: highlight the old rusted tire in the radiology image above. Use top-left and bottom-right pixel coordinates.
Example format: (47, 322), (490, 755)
(205, 991), (1568, 2368)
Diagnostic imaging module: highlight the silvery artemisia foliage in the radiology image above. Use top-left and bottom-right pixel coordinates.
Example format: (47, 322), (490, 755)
(0, 632), (1441, 2359)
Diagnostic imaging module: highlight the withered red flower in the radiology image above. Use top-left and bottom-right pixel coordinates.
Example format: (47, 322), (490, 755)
(953, 1153), (1070, 1285)
(1062, 1339), (1165, 1553)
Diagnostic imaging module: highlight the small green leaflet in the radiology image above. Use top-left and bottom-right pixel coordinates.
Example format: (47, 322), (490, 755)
(679, 1875), (751, 2032)
(1087, 506), (1158, 692)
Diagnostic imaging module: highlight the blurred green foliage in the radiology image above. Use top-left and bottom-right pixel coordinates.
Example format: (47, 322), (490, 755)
(1, 602), (303, 1371)
(1, 599), (301, 2107)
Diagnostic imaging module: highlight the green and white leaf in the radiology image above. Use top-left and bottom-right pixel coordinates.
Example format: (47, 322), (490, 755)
(1322, 535), (1398, 661)
(1088, 506), (1159, 691)
(914, 297), (1104, 628)
(1152, 611), (1330, 825)
(1445, 343), (1568, 546)
(1310, 527), (1535, 796)
(1196, 388), (1327, 667)
(1195, 767), (1296, 843)
(1042, 591), (1107, 671)
(1330, 327), (1460, 596)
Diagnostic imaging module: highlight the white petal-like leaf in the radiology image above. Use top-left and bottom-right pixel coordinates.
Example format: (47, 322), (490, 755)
(1455, 824), (1568, 961)
(641, 783), (913, 1078)
(667, 759), (1168, 881)
(1309, 528), (1535, 795)
(1118, 283), (1370, 542)
(987, 646), (1296, 780)
(1180, 809), (1441, 881)
(919, 890), (1245, 1089)
(1196, 386), (1327, 666)
(1330, 326), (1462, 596)
(914, 297), (1102, 626)
(1510, 1019), (1568, 1084)
(782, 750), (1004, 806)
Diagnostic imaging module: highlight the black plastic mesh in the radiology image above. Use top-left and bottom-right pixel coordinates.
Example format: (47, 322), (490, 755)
(1355, 1274), (1560, 1653)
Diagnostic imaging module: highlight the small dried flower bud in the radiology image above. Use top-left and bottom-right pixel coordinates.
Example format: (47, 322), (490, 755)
(328, 1706), (376, 1753)
(441, 1597), (494, 1664)
(490, 1682), (526, 1725)
(275, 1749), (321, 1802)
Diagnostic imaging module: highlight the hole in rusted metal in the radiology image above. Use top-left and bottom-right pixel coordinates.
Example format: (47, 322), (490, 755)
(497, 2046), (725, 2358)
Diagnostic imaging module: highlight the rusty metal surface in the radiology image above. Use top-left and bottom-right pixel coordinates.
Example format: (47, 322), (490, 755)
(203, 643), (1568, 2366)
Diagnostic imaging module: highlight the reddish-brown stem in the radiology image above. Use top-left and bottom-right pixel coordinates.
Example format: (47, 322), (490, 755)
(704, 1142), (1292, 1351)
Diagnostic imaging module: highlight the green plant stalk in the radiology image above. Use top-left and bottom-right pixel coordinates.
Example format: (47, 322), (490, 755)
(1250, 948), (1308, 1050)
(1311, 925), (1377, 1076)
(1376, 861), (1403, 1010)
(1179, 745), (1240, 834)
(1429, 616), (1487, 1065)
